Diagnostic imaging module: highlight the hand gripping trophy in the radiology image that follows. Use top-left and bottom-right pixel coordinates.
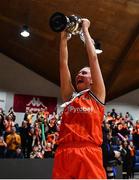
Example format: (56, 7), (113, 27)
(49, 12), (87, 42)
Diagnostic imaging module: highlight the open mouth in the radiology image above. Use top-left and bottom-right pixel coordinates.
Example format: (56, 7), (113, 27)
(77, 79), (84, 84)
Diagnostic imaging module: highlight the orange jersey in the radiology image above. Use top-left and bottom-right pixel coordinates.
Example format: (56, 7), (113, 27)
(58, 90), (104, 146)
(52, 90), (106, 179)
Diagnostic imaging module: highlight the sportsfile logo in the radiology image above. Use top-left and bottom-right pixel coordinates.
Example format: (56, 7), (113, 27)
(66, 105), (94, 113)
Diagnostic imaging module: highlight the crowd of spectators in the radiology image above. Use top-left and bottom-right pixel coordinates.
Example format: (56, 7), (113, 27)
(102, 108), (139, 179)
(0, 107), (61, 159)
(0, 106), (139, 178)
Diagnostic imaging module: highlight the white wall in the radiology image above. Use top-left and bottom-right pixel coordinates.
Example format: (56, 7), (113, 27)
(0, 53), (62, 124)
(106, 89), (139, 121)
(0, 53), (60, 98)
(0, 91), (6, 110)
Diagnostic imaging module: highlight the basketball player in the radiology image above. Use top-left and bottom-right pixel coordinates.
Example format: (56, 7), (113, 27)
(52, 18), (106, 179)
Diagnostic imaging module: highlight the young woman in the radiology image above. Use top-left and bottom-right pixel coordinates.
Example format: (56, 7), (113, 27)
(52, 19), (106, 179)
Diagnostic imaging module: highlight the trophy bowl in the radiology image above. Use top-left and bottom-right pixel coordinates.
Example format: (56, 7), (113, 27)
(49, 12), (82, 35)
(49, 12), (67, 32)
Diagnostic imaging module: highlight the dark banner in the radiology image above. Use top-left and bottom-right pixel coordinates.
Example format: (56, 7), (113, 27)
(13, 94), (57, 113)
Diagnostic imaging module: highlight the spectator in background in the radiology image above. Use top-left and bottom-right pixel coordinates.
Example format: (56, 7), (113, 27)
(6, 126), (21, 158)
(3, 115), (14, 139)
(0, 130), (7, 158)
(0, 113), (5, 132)
(125, 112), (133, 121)
(102, 123), (121, 179)
(47, 116), (57, 134)
(129, 141), (135, 178)
(30, 145), (43, 159)
(26, 110), (34, 125)
(32, 122), (41, 147)
(7, 107), (16, 122)
(121, 140), (133, 179)
(14, 146), (24, 159)
(133, 120), (139, 149)
(24, 107), (30, 120)
(44, 142), (54, 158)
(105, 112), (113, 124)
(110, 108), (117, 118)
(26, 127), (34, 158)
(19, 120), (30, 158)
(43, 107), (50, 120)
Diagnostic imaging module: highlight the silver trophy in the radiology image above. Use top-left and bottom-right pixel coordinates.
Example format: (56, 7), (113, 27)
(49, 12), (96, 47)
(49, 12), (83, 39)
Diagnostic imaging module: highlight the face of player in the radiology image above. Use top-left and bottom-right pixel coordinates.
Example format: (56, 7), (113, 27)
(75, 67), (92, 92)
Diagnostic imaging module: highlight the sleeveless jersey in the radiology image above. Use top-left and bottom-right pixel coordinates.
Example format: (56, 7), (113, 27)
(58, 89), (105, 146)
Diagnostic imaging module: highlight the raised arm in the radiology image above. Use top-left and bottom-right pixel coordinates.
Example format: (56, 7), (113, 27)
(60, 32), (75, 102)
(82, 19), (106, 103)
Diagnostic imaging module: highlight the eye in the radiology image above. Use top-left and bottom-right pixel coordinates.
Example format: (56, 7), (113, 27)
(82, 71), (87, 75)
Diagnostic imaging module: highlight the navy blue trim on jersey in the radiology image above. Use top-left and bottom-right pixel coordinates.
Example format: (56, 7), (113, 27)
(88, 90), (105, 106)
